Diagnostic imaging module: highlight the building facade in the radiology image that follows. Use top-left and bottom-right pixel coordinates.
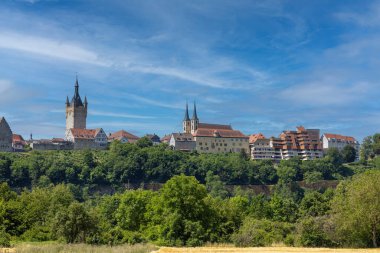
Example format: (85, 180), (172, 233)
(108, 130), (140, 143)
(270, 126), (323, 161)
(66, 128), (108, 150)
(12, 134), (26, 152)
(249, 133), (274, 160)
(180, 103), (249, 154)
(322, 133), (360, 160)
(169, 133), (196, 151)
(0, 117), (13, 152)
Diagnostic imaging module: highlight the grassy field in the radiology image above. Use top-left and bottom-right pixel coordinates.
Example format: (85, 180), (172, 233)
(155, 246), (380, 253)
(3, 245), (380, 253)
(1, 243), (156, 253)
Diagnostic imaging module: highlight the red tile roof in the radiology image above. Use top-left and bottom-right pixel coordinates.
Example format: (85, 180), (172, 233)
(12, 134), (25, 144)
(324, 133), (356, 142)
(198, 123), (232, 130)
(69, 128), (101, 139)
(109, 130), (139, 142)
(249, 133), (266, 143)
(52, 138), (65, 143)
(194, 128), (247, 138)
(161, 134), (172, 142)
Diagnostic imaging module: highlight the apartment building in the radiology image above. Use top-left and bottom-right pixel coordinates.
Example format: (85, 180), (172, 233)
(249, 133), (274, 160)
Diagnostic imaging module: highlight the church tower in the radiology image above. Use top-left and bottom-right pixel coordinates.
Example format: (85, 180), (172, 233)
(183, 103), (191, 133)
(191, 102), (199, 134)
(66, 77), (87, 131)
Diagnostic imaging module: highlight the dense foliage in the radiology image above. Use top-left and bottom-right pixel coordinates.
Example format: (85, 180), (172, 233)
(0, 140), (364, 191)
(1, 134), (380, 248)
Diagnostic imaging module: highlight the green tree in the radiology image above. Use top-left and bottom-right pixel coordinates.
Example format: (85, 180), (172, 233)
(205, 171), (229, 199)
(52, 202), (96, 243)
(360, 136), (374, 161)
(146, 175), (212, 246)
(342, 145), (356, 163)
(136, 137), (153, 148)
(331, 170), (380, 247)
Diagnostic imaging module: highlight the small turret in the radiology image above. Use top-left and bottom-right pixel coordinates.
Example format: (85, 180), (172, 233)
(84, 96), (88, 108)
(66, 96), (70, 106)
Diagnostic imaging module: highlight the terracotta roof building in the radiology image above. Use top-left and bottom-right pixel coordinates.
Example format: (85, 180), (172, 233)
(108, 130), (140, 143)
(322, 133), (360, 160)
(249, 133), (274, 160)
(12, 134), (26, 152)
(66, 128), (108, 150)
(169, 133), (196, 151)
(181, 102), (249, 154)
(270, 126), (323, 161)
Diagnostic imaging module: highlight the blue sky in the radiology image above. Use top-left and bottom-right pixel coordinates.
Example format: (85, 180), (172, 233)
(0, 0), (380, 141)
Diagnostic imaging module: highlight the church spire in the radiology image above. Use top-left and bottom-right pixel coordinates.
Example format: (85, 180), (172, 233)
(71, 76), (83, 107)
(192, 101), (198, 120)
(84, 96), (88, 107)
(184, 102), (190, 121)
(66, 96), (70, 106)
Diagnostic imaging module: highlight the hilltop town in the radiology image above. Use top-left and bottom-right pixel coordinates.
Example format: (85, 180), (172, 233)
(0, 78), (360, 161)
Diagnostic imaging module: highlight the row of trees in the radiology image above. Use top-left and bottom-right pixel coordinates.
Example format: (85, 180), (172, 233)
(0, 139), (368, 191)
(1, 171), (380, 247)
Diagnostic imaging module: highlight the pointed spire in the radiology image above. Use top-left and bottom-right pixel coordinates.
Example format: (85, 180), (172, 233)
(84, 96), (88, 107)
(184, 102), (190, 121)
(71, 76), (83, 107)
(66, 96), (70, 106)
(192, 101), (198, 120)
(74, 75), (79, 97)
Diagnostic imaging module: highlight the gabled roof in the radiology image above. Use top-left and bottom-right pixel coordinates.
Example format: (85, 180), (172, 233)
(0, 117), (12, 135)
(324, 133), (356, 142)
(161, 134), (172, 142)
(249, 133), (267, 143)
(171, 133), (194, 141)
(109, 130), (140, 141)
(194, 128), (247, 138)
(12, 134), (25, 144)
(197, 123), (232, 130)
(52, 138), (66, 143)
(69, 128), (103, 139)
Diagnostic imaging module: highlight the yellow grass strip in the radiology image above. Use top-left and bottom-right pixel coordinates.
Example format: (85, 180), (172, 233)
(156, 247), (380, 253)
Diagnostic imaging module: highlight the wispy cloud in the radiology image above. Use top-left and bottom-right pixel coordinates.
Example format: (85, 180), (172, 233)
(0, 32), (109, 66)
(89, 110), (156, 119)
(335, 1), (380, 27)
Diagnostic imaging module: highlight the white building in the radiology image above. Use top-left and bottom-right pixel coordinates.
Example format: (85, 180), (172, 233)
(322, 133), (360, 159)
(66, 128), (108, 150)
(249, 133), (274, 160)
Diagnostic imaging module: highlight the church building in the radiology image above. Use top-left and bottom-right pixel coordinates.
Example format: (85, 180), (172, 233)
(65, 78), (108, 150)
(177, 102), (249, 154)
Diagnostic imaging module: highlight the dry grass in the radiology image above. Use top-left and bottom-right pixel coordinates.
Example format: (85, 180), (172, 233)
(156, 246), (380, 253)
(11, 243), (156, 253)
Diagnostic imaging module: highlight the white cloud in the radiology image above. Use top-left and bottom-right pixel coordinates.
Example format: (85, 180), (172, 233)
(280, 78), (370, 106)
(0, 32), (109, 66)
(89, 110), (156, 119)
(335, 2), (380, 27)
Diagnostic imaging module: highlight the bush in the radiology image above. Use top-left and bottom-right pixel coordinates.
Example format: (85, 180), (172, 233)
(0, 227), (11, 247)
(232, 218), (294, 247)
(295, 217), (335, 247)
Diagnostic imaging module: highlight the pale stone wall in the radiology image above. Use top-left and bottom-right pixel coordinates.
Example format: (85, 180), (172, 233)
(194, 136), (249, 154)
(66, 105), (87, 130)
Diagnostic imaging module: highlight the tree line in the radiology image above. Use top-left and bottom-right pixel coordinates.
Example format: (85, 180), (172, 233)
(0, 136), (375, 191)
(1, 171), (380, 248)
